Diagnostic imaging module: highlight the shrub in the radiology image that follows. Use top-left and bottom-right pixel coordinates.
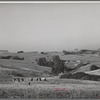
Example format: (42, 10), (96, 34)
(0, 56), (12, 59)
(17, 51), (24, 53)
(41, 52), (45, 54)
(63, 50), (67, 55)
(60, 72), (100, 81)
(12, 56), (24, 60)
(11, 71), (24, 77)
(60, 72), (71, 78)
(63, 50), (76, 55)
(40, 52), (47, 54)
(90, 64), (99, 71)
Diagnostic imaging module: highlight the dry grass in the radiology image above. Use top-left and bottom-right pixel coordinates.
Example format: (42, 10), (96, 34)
(0, 83), (100, 99)
(0, 78), (100, 98)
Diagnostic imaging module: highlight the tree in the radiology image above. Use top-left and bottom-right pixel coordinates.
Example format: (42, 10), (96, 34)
(37, 57), (54, 67)
(51, 55), (65, 75)
(37, 57), (48, 66)
(47, 60), (54, 67)
(63, 50), (67, 55)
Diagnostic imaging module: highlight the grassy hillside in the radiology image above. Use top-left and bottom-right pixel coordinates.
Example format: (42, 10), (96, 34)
(72, 62), (100, 74)
(85, 69), (100, 76)
(0, 52), (52, 78)
(0, 51), (100, 80)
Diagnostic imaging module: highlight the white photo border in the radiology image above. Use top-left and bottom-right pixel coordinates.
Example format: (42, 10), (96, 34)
(0, 1), (100, 3)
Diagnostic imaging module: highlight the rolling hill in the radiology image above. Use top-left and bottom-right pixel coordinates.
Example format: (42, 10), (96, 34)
(0, 52), (52, 79)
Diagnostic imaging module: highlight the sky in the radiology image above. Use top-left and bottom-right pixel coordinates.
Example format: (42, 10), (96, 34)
(0, 3), (100, 52)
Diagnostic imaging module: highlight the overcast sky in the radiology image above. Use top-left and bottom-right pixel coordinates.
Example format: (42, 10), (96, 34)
(0, 3), (100, 52)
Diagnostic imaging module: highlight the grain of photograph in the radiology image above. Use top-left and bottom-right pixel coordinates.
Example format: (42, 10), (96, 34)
(0, 2), (100, 99)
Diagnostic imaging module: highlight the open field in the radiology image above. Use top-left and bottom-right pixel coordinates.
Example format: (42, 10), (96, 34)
(0, 78), (100, 98)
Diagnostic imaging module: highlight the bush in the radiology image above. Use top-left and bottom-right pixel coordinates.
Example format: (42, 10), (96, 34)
(60, 72), (100, 81)
(0, 56), (12, 59)
(17, 51), (24, 53)
(90, 64), (99, 71)
(63, 50), (68, 55)
(11, 71), (24, 77)
(40, 52), (47, 54)
(40, 52), (45, 54)
(63, 50), (76, 55)
(12, 56), (24, 60)
(60, 72), (71, 78)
